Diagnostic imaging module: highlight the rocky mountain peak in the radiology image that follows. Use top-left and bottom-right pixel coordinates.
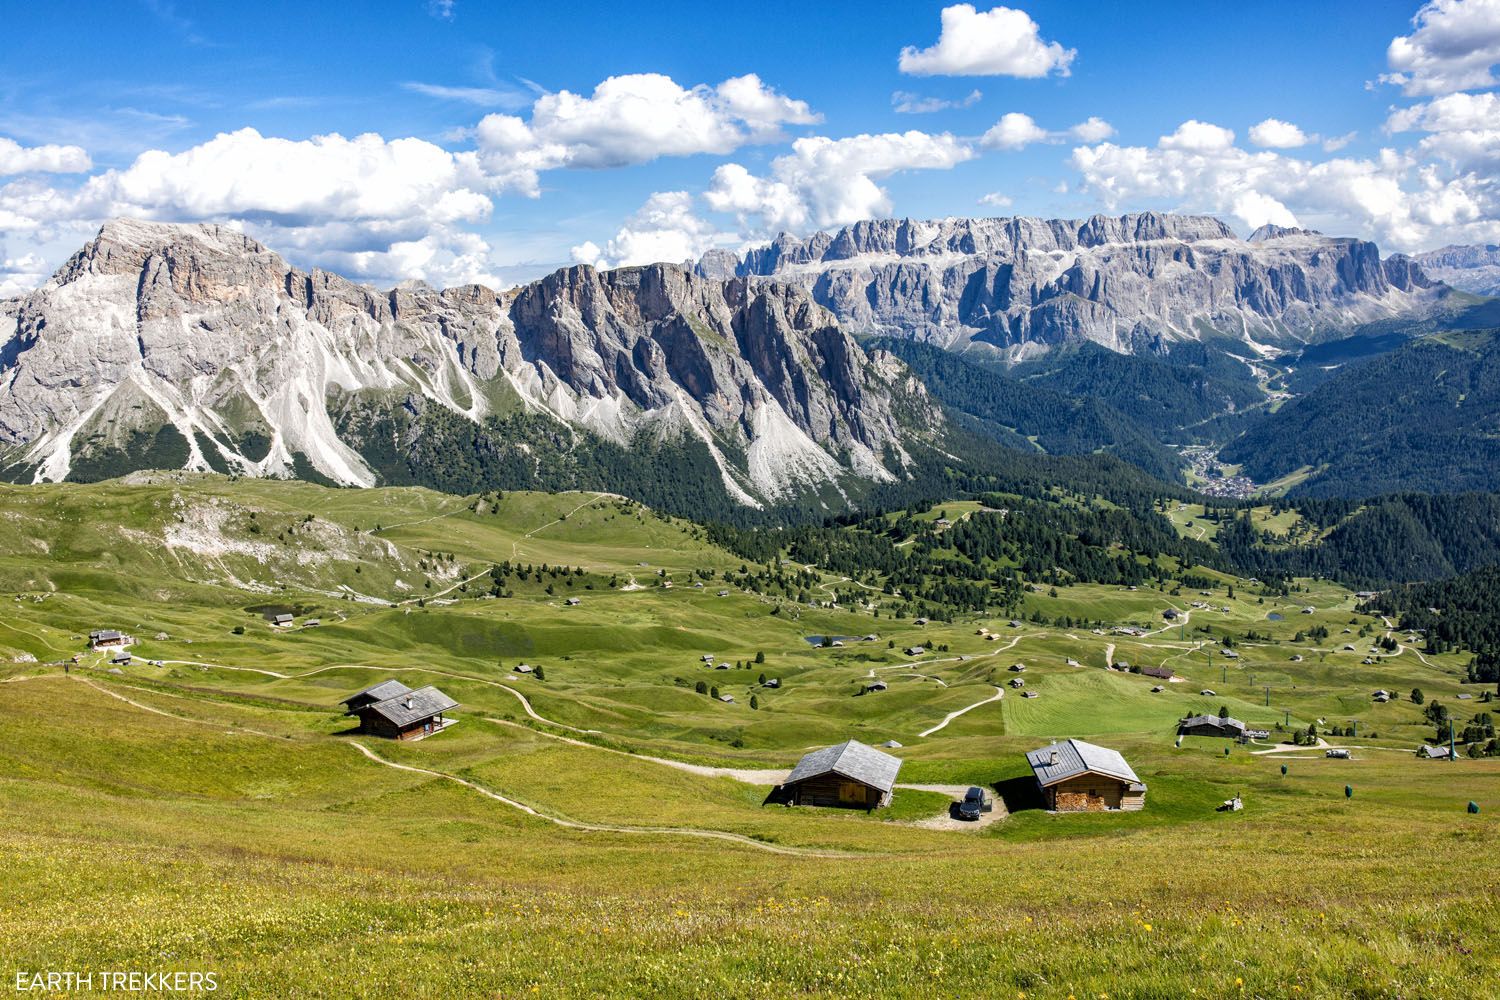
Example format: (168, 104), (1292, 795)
(1247, 223), (1323, 242)
(57, 219), (276, 284)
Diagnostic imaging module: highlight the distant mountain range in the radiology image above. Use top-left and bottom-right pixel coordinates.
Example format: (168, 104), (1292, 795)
(701, 214), (1453, 358)
(2, 214), (1497, 508)
(1411, 245), (1500, 297)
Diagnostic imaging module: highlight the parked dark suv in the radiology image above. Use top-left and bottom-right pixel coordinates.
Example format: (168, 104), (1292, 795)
(957, 786), (991, 821)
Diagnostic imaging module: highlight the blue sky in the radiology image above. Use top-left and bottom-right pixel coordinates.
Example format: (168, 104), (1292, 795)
(1, 0), (1497, 291)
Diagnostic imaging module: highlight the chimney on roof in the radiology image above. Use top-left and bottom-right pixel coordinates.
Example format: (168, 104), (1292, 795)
(1049, 747), (1060, 766)
(404, 697), (413, 709)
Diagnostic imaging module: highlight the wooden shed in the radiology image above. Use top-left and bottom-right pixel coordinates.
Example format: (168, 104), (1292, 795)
(1178, 714), (1248, 739)
(342, 682), (458, 740)
(782, 740), (902, 809)
(1026, 739), (1146, 812)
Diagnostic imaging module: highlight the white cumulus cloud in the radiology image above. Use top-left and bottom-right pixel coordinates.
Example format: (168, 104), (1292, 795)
(1249, 118), (1313, 148)
(1069, 133), (1499, 251)
(475, 73), (819, 195)
(1069, 117), (1116, 142)
(981, 112), (1050, 150)
(981, 113), (1113, 150)
(1158, 120), (1237, 152)
(1387, 92), (1500, 172)
(570, 191), (728, 269)
(898, 4), (1075, 78)
(0, 137), (92, 175)
(1387, 90), (1500, 132)
(0, 127), (500, 288)
(1381, 0), (1500, 96)
(705, 131), (975, 234)
(0, 252), (50, 297)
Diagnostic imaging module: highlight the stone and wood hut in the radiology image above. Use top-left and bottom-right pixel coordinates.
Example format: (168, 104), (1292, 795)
(1025, 739), (1146, 812)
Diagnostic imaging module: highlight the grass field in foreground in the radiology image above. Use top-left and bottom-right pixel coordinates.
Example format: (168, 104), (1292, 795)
(1, 476), (1496, 997)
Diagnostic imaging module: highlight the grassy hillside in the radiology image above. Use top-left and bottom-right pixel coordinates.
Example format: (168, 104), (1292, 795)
(2, 477), (1497, 997)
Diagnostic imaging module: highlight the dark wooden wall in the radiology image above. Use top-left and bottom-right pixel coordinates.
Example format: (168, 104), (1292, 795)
(787, 775), (883, 808)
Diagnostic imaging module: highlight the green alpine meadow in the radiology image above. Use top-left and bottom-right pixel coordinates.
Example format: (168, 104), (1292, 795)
(1, 478), (1496, 997)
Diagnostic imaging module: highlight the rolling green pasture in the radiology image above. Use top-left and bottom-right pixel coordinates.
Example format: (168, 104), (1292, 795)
(1, 477), (1496, 997)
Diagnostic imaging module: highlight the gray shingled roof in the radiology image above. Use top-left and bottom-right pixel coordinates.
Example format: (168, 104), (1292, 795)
(341, 679), (413, 707)
(784, 740), (902, 794)
(1026, 739), (1142, 787)
(364, 685), (458, 727)
(1180, 714), (1246, 731)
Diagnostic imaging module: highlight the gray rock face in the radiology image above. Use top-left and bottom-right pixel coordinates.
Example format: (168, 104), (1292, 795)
(727, 213), (1447, 356)
(1409, 244), (1500, 296)
(0, 219), (939, 504)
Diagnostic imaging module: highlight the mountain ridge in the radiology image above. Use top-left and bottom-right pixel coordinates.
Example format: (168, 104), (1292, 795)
(1411, 244), (1500, 297)
(0, 219), (941, 505)
(702, 212), (1450, 359)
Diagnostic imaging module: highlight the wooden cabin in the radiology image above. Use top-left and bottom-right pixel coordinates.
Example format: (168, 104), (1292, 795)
(271, 613), (295, 628)
(89, 629), (133, 649)
(1178, 714), (1248, 739)
(1026, 739), (1146, 812)
(1142, 666), (1173, 681)
(341, 681), (458, 740)
(782, 740), (902, 809)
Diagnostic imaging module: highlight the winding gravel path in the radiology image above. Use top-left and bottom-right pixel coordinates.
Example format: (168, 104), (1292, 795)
(918, 686), (1004, 738)
(348, 740), (857, 857)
